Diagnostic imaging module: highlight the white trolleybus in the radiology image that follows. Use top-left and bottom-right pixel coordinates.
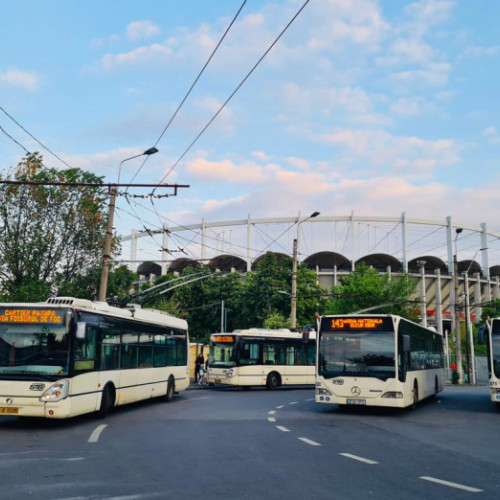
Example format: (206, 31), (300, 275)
(0, 297), (189, 419)
(478, 318), (500, 408)
(316, 314), (445, 409)
(207, 328), (316, 389)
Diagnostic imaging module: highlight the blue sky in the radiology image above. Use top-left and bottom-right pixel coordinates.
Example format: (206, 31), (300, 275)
(1, 0), (500, 263)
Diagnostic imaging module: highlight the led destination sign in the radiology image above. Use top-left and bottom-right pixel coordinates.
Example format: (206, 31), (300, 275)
(322, 317), (393, 332)
(212, 335), (235, 343)
(0, 308), (64, 325)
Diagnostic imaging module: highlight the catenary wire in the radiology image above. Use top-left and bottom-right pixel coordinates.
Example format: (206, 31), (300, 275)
(0, 106), (74, 169)
(152, 0), (311, 193)
(127, 0), (248, 186)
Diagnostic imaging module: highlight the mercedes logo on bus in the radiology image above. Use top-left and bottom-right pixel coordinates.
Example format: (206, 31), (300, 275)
(351, 386), (361, 396)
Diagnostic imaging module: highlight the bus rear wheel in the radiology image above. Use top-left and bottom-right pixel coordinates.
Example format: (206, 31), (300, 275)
(266, 372), (280, 390)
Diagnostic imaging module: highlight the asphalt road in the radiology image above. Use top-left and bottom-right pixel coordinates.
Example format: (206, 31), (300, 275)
(0, 384), (498, 500)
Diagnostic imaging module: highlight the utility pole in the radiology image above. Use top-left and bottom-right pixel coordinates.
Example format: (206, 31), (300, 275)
(290, 211), (320, 330)
(453, 228), (464, 384)
(291, 238), (298, 330)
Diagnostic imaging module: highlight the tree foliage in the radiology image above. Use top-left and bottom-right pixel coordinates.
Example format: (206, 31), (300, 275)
(324, 264), (419, 320)
(0, 153), (110, 301)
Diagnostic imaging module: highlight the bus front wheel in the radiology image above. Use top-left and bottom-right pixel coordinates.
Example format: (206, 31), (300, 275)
(165, 377), (175, 402)
(266, 372), (280, 390)
(97, 384), (115, 419)
(411, 382), (419, 411)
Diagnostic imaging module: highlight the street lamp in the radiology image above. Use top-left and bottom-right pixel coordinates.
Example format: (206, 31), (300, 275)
(453, 228), (464, 384)
(291, 211), (320, 330)
(98, 147), (159, 302)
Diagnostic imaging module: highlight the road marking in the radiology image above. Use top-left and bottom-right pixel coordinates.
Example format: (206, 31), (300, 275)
(289, 401), (298, 405)
(88, 424), (107, 443)
(177, 396), (210, 403)
(306, 398), (314, 401)
(268, 417), (276, 423)
(298, 437), (321, 446)
(276, 405), (284, 409)
(276, 425), (290, 432)
(420, 476), (483, 493)
(339, 453), (378, 465)
(268, 410), (276, 415)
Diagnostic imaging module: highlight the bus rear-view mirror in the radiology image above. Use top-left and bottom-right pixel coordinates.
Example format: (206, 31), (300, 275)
(76, 322), (86, 339)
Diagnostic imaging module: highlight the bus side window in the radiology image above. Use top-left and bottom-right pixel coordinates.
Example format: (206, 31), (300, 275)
(74, 325), (97, 371)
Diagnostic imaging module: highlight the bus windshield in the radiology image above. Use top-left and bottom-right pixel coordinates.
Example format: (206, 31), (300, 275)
(209, 340), (236, 368)
(492, 332), (500, 378)
(319, 330), (396, 381)
(0, 324), (70, 376)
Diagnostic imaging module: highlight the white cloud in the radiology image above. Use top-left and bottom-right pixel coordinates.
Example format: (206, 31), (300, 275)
(0, 69), (39, 91)
(483, 126), (497, 136)
(315, 128), (460, 173)
(390, 98), (421, 116)
(389, 62), (451, 86)
(127, 21), (161, 41)
(252, 151), (272, 162)
(285, 157), (311, 169)
(463, 45), (500, 58)
(100, 43), (173, 70)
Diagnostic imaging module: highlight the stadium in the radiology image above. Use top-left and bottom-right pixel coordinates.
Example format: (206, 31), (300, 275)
(119, 212), (500, 332)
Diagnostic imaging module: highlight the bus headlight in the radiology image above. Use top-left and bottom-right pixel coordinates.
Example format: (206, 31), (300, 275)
(39, 380), (69, 402)
(316, 388), (332, 396)
(226, 369), (235, 378)
(381, 391), (403, 399)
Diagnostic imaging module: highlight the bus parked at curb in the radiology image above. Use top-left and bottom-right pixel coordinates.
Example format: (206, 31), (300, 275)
(478, 318), (500, 408)
(316, 314), (444, 409)
(0, 297), (189, 419)
(208, 328), (316, 389)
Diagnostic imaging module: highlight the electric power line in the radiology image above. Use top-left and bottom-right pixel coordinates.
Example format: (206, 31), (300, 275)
(153, 0), (311, 193)
(127, 0), (248, 186)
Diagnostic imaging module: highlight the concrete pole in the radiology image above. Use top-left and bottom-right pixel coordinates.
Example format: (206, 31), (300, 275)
(464, 272), (476, 384)
(291, 238), (298, 330)
(418, 260), (427, 328)
(453, 253), (464, 384)
(99, 186), (118, 302)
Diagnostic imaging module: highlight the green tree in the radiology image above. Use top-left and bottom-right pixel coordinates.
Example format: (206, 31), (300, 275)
(325, 263), (418, 320)
(481, 299), (500, 323)
(0, 153), (109, 301)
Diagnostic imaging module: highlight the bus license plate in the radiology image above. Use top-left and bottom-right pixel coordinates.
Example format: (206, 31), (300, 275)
(214, 379), (221, 384)
(0, 407), (19, 414)
(346, 399), (366, 405)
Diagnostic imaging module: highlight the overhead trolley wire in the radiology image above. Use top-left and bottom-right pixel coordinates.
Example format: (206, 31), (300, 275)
(152, 0), (311, 193)
(127, 0), (248, 186)
(0, 106), (74, 170)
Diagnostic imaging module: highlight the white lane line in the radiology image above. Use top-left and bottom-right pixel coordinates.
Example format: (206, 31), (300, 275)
(276, 425), (290, 432)
(420, 476), (483, 493)
(339, 453), (378, 465)
(88, 424), (107, 443)
(306, 398), (314, 401)
(177, 396), (210, 403)
(289, 401), (298, 405)
(298, 437), (321, 446)
(268, 410), (276, 415)
(276, 405), (284, 409)
(268, 417), (276, 423)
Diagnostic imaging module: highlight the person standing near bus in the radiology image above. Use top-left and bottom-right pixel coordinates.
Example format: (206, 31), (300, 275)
(195, 352), (204, 383)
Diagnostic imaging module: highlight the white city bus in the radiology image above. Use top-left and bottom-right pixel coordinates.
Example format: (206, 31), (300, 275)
(316, 314), (445, 409)
(208, 328), (316, 389)
(478, 318), (500, 408)
(0, 297), (189, 419)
